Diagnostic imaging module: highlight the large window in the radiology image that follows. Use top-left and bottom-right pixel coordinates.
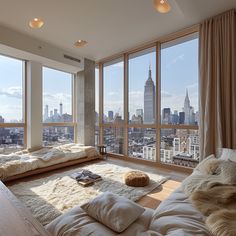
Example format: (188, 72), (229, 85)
(103, 58), (124, 123)
(99, 31), (199, 168)
(42, 67), (74, 146)
(128, 47), (157, 160)
(103, 58), (124, 154)
(160, 34), (199, 167)
(0, 55), (25, 153)
(129, 47), (156, 124)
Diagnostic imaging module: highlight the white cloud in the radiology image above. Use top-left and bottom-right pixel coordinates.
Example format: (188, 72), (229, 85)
(129, 90), (143, 98)
(165, 54), (184, 69)
(187, 83), (198, 90)
(0, 87), (22, 99)
(43, 93), (72, 114)
(108, 91), (118, 96)
(0, 104), (22, 122)
(161, 90), (172, 98)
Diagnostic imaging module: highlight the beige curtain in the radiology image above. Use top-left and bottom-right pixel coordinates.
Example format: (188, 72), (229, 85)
(199, 9), (236, 159)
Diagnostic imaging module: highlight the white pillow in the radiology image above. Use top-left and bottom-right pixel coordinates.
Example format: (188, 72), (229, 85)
(218, 148), (236, 162)
(81, 192), (145, 233)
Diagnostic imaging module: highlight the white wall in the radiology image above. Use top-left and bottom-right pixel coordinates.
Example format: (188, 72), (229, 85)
(26, 61), (43, 150)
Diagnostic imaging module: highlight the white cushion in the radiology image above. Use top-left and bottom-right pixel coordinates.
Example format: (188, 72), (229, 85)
(46, 206), (116, 236)
(218, 148), (236, 162)
(81, 192), (145, 233)
(150, 188), (212, 235)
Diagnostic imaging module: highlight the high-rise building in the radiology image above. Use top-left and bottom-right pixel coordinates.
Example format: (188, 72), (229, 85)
(184, 89), (191, 124)
(171, 110), (179, 124)
(108, 111), (114, 121)
(44, 105), (49, 121)
(50, 110), (53, 118)
(162, 108), (171, 124)
(179, 112), (185, 124)
(54, 109), (58, 116)
(60, 102), (63, 116)
(0, 116), (4, 123)
(144, 66), (155, 124)
(136, 109), (143, 117)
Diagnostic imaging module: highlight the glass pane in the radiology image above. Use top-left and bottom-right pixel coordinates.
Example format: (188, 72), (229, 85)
(0, 55), (23, 123)
(95, 66), (99, 145)
(0, 127), (24, 154)
(129, 47), (156, 124)
(43, 67), (72, 122)
(103, 58), (124, 123)
(160, 129), (199, 167)
(43, 126), (74, 146)
(161, 35), (199, 125)
(128, 128), (156, 161)
(103, 127), (124, 154)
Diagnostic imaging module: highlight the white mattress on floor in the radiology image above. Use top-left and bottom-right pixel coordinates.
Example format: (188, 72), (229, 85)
(0, 144), (98, 180)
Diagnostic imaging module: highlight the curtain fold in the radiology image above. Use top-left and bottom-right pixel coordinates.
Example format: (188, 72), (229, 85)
(199, 9), (236, 159)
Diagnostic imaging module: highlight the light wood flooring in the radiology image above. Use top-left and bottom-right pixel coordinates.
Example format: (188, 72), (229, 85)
(6, 157), (189, 209)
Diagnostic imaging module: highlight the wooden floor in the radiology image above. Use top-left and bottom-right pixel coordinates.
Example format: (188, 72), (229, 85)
(7, 157), (188, 210)
(106, 158), (188, 209)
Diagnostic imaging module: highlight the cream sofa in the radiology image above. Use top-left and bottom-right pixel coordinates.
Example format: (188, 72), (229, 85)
(46, 186), (212, 236)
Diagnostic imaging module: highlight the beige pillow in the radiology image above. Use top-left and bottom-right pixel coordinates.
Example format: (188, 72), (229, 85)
(195, 154), (219, 174)
(218, 148), (236, 162)
(81, 192), (145, 233)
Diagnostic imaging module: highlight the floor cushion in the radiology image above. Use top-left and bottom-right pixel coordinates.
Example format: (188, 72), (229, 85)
(124, 171), (150, 187)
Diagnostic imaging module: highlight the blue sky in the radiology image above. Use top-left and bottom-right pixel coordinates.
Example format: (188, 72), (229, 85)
(43, 67), (72, 117)
(102, 38), (198, 117)
(1, 38), (198, 121)
(0, 55), (23, 122)
(0, 57), (72, 122)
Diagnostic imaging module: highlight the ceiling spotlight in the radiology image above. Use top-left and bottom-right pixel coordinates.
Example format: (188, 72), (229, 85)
(74, 40), (87, 48)
(29, 18), (44, 29)
(153, 0), (171, 13)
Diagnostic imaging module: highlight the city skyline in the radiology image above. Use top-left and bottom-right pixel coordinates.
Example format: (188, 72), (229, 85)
(102, 38), (198, 118)
(104, 64), (198, 125)
(43, 102), (72, 123)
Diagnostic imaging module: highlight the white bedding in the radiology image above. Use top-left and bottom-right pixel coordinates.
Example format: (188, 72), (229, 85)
(46, 188), (212, 236)
(0, 144), (98, 180)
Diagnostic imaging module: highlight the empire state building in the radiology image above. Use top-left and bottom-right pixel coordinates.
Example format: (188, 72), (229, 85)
(144, 66), (155, 123)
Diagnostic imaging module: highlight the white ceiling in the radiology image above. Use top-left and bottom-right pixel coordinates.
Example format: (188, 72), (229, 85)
(0, 0), (235, 61)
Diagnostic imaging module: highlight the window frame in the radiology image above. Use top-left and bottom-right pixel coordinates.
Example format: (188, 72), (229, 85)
(98, 28), (199, 170)
(42, 67), (76, 144)
(0, 55), (26, 150)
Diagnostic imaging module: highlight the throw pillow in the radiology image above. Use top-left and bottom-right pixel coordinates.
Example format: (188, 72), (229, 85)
(218, 148), (236, 162)
(81, 192), (145, 233)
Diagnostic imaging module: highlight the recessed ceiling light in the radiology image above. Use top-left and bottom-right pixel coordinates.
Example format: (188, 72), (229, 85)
(74, 40), (87, 48)
(29, 18), (44, 29)
(153, 0), (171, 13)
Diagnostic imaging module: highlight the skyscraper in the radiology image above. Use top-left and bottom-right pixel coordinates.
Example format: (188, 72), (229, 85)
(184, 89), (191, 124)
(136, 109), (143, 117)
(144, 66), (155, 124)
(108, 111), (114, 121)
(60, 102), (63, 116)
(44, 105), (49, 121)
(162, 108), (171, 124)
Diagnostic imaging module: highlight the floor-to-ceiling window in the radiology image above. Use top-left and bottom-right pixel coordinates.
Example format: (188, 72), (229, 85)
(102, 58), (124, 154)
(0, 55), (25, 154)
(99, 31), (199, 168)
(42, 67), (75, 146)
(128, 47), (156, 161)
(160, 34), (199, 167)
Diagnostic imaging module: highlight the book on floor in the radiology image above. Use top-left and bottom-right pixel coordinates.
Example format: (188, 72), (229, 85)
(70, 170), (102, 187)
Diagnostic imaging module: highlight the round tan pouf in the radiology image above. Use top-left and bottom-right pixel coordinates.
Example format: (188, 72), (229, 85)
(124, 171), (150, 187)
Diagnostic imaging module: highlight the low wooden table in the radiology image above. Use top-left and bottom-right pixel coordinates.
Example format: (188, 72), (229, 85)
(97, 145), (108, 159)
(0, 181), (50, 236)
